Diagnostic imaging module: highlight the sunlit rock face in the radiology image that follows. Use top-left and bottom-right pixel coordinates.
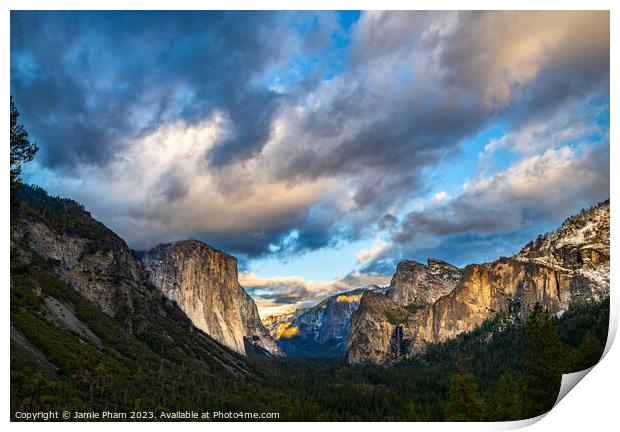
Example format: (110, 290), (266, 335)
(347, 200), (610, 365)
(142, 241), (281, 357)
(11, 189), (281, 357)
(271, 286), (385, 357)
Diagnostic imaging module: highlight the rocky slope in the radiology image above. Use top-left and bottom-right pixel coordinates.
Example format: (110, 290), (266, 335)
(11, 186), (156, 332)
(270, 286), (384, 357)
(516, 200), (610, 293)
(142, 241), (281, 356)
(347, 200), (610, 365)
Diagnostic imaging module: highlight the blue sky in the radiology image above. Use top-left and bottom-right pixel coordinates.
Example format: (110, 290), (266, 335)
(11, 11), (610, 316)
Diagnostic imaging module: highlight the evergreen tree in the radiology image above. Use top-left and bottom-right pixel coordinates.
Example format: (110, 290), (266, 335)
(489, 372), (522, 420)
(444, 372), (485, 421)
(574, 329), (603, 370)
(522, 303), (562, 418)
(10, 96), (38, 187)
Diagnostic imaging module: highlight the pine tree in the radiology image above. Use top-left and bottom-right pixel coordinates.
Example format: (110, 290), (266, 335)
(575, 329), (603, 370)
(522, 303), (562, 418)
(489, 372), (522, 420)
(10, 96), (38, 187)
(444, 372), (485, 421)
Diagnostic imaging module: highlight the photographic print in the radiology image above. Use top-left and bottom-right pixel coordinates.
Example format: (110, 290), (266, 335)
(9, 9), (610, 423)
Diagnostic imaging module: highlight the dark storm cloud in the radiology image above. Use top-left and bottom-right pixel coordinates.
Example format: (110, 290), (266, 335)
(11, 10), (292, 170)
(377, 213), (398, 233)
(262, 67), (489, 229)
(275, 71), (486, 185)
(192, 209), (354, 261)
(208, 89), (283, 166)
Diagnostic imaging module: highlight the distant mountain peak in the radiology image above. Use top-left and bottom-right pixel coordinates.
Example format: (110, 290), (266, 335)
(267, 284), (385, 357)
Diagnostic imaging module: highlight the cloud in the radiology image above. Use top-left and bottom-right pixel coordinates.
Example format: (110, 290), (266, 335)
(354, 85), (609, 272)
(350, 11), (445, 63)
(360, 140), (609, 271)
(12, 11), (610, 265)
(10, 11), (302, 170)
(397, 142), (609, 243)
(258, 10), (609, 216)
(27, 116), (338, 253)
(478, 96), (608, 172)
(356, 239), (390, 264)
(432, 191), (449, 203)
(366, 136), (610, 276)
(436, 11), (609, 109)
(240, 270), (390, 318)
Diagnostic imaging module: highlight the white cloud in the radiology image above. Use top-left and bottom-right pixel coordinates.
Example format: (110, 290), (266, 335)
(356, 240), (390, 264)
(466, 144), (607, 208)
(432, 191), (449, 203)
(478, 100), (606, 172)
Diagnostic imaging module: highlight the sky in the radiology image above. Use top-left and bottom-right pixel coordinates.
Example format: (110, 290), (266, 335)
(11, 11), (610, 318)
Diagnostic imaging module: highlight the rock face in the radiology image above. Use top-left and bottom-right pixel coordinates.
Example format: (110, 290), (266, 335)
(347, 291), (414, 364)
(142, 241), (281, 356)
(239, 289), (282, 355)
(387, 259), (462, 308)
(347, 200), (610, 365)
(10, 190), (154, 332)
(271, 286), (384, 357)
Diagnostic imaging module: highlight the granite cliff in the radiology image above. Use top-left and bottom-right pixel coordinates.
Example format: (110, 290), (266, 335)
(142, 241), (281, 356)
(347, 200), (610, 365)
(387, 259), (462, 308)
